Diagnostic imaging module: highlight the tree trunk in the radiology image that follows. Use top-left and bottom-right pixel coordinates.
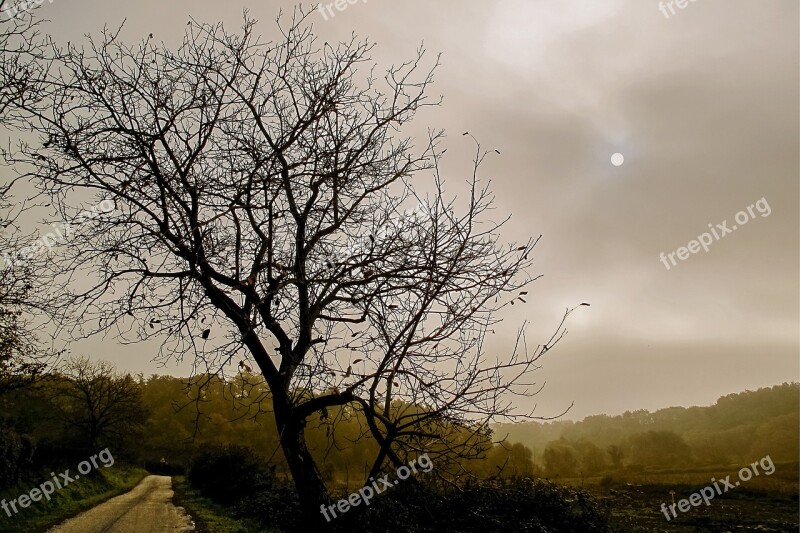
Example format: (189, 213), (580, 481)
(273, 398), (329, 525)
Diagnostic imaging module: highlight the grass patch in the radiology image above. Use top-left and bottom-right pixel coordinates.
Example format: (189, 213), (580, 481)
(172, 476), (276, 533)
(0, 466), (149, 533)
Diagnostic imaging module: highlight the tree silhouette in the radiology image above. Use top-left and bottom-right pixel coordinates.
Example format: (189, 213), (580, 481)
(50, 356), (148, 451)
(0, 0), (54, 394)
(607, 443), (624, 469)
(0, 0), (48, 123)
(5, 9), (579, 518)
(0, 181), (53, 394)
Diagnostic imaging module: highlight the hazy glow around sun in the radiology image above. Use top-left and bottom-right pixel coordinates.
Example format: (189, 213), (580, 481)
(485, 0), (625, 66)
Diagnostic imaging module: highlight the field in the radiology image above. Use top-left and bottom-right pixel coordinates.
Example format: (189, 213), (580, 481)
(560, 462), (800, 532)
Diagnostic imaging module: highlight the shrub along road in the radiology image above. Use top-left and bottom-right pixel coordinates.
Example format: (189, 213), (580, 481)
(47, 476), (194, 532)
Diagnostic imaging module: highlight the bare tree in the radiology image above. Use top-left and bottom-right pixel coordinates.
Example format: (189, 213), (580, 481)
(6, 9), (581, 517)
(0, 179), (54, 394)
(0, 0), (57, 394)
(50, 356), (148, 451)
(0, 0), (47, 123)
(0, 251), (46, 394)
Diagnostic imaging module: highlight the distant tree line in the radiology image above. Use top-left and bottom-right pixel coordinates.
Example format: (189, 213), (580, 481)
(495, 383), (799, 478)
(1, 361), (542, 488)
(3, 363), (796, 489)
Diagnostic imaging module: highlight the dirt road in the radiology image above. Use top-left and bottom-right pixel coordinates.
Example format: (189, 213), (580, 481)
(48, 475), (194, 533)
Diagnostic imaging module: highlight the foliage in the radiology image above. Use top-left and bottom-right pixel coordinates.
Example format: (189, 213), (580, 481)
(172, 476), (272, 533)
(626, 430), (691, 468)
(48, 357), (149, 452)
(542, 440), (578, 478)
(496, 383), (800, 476)
(188, 445), (301, 531)
(188, 444), (275, 505)
(0, 359), (796, 531)
(185, 471), (611, 533)
(0, 424), (34, 486)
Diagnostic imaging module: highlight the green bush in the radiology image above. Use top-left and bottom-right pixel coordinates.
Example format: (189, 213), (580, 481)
(188, 444), (274, 505)
(186, 447), (611, 532)
(331, 477), (611, 533)
(187, 444), (305, 531)
(230, 482), (301, 532)
(0, 426), (34, 487)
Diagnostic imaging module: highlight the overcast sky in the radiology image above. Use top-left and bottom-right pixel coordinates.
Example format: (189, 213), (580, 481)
(8, 0), (798, 420)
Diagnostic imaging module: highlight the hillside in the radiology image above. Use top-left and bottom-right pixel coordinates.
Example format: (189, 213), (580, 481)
(493, 383), (799, 475)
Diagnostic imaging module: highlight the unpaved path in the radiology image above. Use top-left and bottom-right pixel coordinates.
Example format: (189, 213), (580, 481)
(48, 475), (194, 533)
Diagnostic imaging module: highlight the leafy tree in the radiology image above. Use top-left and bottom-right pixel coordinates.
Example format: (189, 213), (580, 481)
(572, 438), (607, 474)
(606, 444), (624, 469)
(0, 424), (35, 487)
(626, 430), (691, 468)
(481, 441), (538, 478)
(543, 440), (578, 478)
